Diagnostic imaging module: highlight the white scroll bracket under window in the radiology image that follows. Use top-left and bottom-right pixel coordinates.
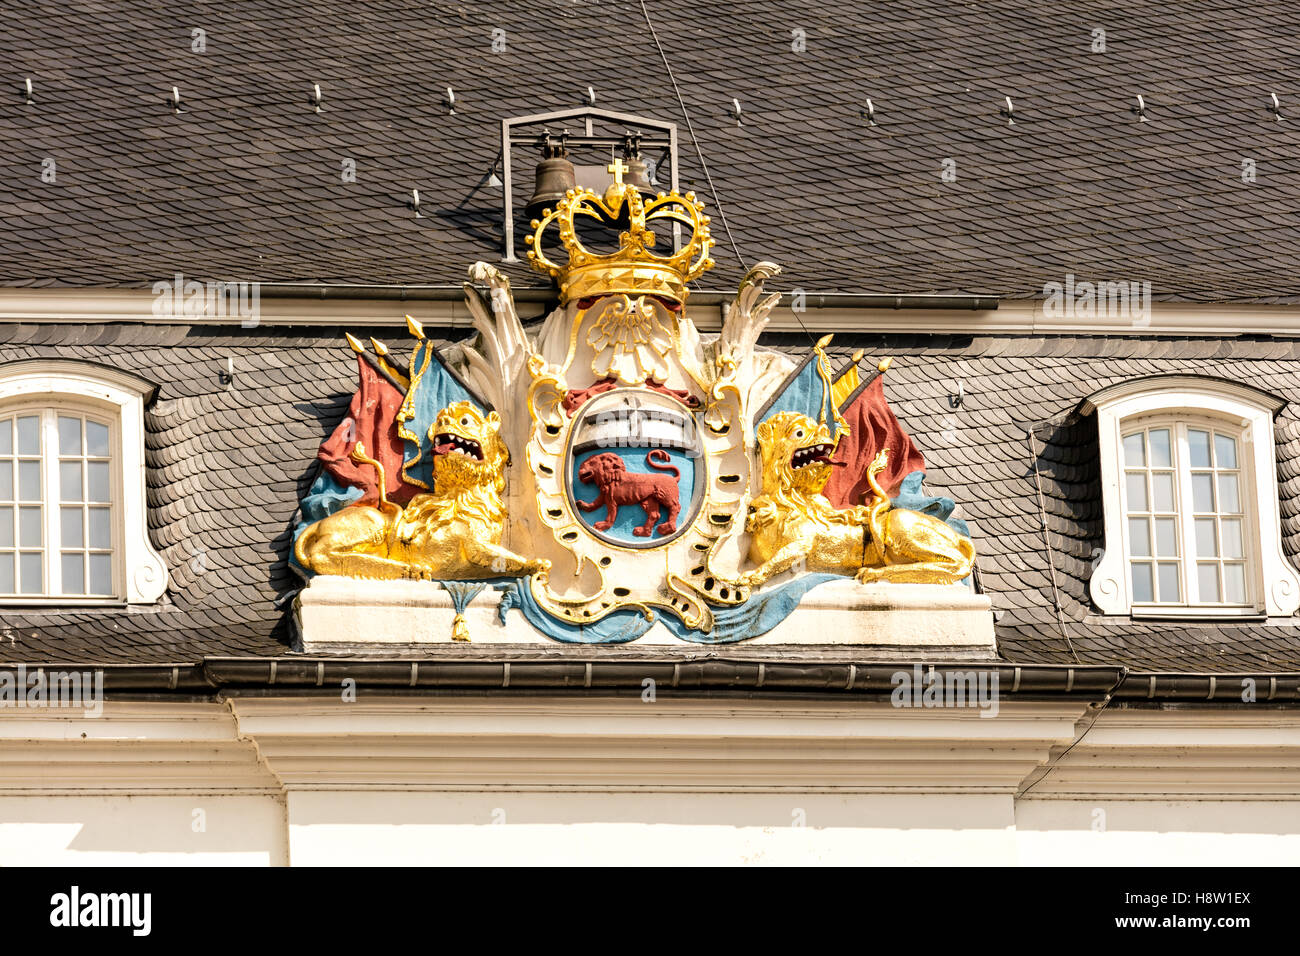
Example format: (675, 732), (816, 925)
(0, 360), (166, 604)
(1080, 374), (1300, 618)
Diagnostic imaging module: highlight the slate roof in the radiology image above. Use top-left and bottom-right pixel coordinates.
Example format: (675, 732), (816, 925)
(0, 323), (1297, 673)
(821, 333), (1300, 672)
(3, 0), (1300, 301)
(0, 323), (357, 664)
(4, 3), (1300, 678)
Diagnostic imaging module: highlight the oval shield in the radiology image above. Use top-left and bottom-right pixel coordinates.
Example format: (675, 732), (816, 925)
(566, 389), (704, 548)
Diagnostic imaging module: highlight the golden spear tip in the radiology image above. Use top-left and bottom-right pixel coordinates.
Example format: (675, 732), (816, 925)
(850, 348), (865, 365)
(405, 314), (425, 339)
(877, 356), (893, 373)
(370, 337), (389, 356)
(815, 333), (834, 350)
(344, 332), (364, 354)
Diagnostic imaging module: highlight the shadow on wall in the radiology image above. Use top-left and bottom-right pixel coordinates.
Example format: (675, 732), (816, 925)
(1024, 412), (1104, 612)
(264, 395), (354, 646)
(0, 795), (287, 864)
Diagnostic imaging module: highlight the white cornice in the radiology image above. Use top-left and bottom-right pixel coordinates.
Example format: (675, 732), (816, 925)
(2, 287), (1300, 336)
(228, 697), (1091, 794)
(0, 288), (541, 328)
(0, 701), (279, 794)
(0, 699), (1296, 800)
(1021, 709), (1300, 799)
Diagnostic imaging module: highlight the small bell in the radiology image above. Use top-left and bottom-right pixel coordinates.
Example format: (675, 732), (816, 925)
(620, 132), (655, 197)
(525, 131), (576, 220)
(622, 155), (654, 195)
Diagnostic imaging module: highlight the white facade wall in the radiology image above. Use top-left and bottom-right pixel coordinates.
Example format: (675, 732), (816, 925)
(0, 698), (1295, 865)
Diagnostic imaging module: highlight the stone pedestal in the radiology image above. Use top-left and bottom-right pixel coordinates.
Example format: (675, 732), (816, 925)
(294, 576), (997, 654)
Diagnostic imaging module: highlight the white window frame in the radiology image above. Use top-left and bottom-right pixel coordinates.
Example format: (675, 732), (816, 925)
(0, 360), (167, 605)
(1083, 375), (1300, 618)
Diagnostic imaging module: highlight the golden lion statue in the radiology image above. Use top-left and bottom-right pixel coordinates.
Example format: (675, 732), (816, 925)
(740, 411), (975, 587)
(295, 401), (550, 582)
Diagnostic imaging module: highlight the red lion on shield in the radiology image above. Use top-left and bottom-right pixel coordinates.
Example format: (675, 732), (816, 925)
(576, 450), (682, 537)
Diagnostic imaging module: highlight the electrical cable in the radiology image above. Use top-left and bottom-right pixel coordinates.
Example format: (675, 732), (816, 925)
(638, 0), (746, 272)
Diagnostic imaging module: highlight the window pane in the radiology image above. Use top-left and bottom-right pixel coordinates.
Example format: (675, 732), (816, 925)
(18, 507), (40, 548)
(0, 462), (12, 502)
(1218, 474), (1240, 514)
(1221, 518), (1243, 559)
(88, 554), (111, 595)
(1154, 517), (1178, 557)
(1157, 562), (1180, 602)
(0, 553), (14, 592)
(16, 416), (38, 455)
(88, 507), (110, 549)
(1188, 429), (1211, 467)
(1223, 564), (1246, 604)
(86, 461), (109, 503)
(57, 416), (81, 456)
(1131, 562), (1154, 602)
(1125, 473), (1148, 511)
(1149, 429), (1172, 467)
(0, 508), (12, 548)
(1151, 473), (1175, 511)
(1197, 563), (1221, 602)
(0, 420), (11, 456)
(60, 506), (82, 548)
(1214, 433), (1237, 469)
(17, 461), (39, 501)
(86, 421), (109, 457)
(59, 461), (82, 502)
(1194, 518), (1218, 557)
(18, 553), (41, 593)
(1128, 518), (1151, 557)
(61, 553), (84, 594)
(1191, 473), (1214, 511)
(1123, 433), (1145, 466)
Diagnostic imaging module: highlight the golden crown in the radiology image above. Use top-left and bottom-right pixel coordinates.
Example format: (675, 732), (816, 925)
(525, 158), (715, 304)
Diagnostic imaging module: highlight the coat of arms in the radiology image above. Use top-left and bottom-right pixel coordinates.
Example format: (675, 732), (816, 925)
(291, 160), (977, 643)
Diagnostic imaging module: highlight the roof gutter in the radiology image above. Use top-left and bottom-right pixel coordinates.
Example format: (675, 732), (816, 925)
(10, 659), (1293, 704)
(199, 658), (1119, 699)
(254, 283), (999, 311)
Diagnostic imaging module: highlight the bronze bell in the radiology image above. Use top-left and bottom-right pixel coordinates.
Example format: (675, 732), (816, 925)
(620, 132), (655, 197)
(622, 154), (655, 196)
(525, 132), (576, 220)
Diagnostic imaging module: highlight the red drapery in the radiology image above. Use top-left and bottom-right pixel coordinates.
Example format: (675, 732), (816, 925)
(823, 375), (926, 506)
(317, 356), (418, 506)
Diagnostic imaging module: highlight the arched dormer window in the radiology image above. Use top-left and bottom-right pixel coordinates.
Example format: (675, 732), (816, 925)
(1082, 375), (1300, 618)
(0, 360), (166, 604)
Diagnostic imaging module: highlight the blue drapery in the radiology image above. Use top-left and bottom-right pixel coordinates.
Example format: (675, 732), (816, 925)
(399, 341), (482, 489)
(494, 573), (843, 644)
(755, 350), (838, 430)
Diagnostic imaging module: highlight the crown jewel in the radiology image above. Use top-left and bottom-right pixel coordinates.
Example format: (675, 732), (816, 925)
(525, 158), (715, 304)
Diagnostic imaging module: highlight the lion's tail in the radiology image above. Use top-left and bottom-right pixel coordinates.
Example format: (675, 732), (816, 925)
(350, 442), (401, 516)
(646, 449), (680, 481)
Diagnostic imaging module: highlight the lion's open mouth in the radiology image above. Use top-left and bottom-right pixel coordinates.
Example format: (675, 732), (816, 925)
(433, 432), (484, 461)
(790, 443), (834, 469)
